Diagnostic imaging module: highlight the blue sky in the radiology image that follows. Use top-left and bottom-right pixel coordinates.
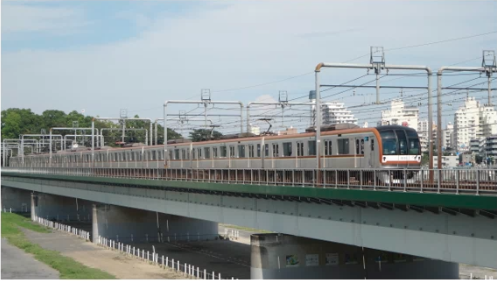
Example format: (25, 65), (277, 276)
(2, 0), (497, 134)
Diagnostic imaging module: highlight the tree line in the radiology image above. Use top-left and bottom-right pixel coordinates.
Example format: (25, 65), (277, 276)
(1, 108), (224, 152)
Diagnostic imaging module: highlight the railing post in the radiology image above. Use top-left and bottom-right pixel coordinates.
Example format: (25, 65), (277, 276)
(455, 169), (459, 195)
(388, 170), (392, 192)
(419, 169), (423, 193)
(476, 170), (480, 196)
(437, 169), (441, 194)
(359, 170), (363, 190)
(347, 170), (350, 189)
(403, 169), (407, 192)
(373, 170), (377, 191)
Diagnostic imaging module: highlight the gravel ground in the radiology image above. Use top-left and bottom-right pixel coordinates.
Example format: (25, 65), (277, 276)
(1, 238), (60, 279)
(20, 228), (186, 279)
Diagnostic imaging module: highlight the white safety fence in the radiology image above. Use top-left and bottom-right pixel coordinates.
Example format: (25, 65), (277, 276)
(461, 273), (495, 280)
(95, 235), (238, 280)
(223, 229), (240, 240)
(32, 215), (90, 241)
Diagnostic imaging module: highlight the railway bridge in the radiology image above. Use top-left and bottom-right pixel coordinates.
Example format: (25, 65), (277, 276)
(2, 167), (496, 279)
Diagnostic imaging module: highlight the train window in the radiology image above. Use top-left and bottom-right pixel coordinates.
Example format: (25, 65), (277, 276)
(169, 150), (174, 160)
(338, 139), (350, 155)
(272, 144), (279, 157)
(213, 147), (218, 158)
(174, 149), (180, 160)
(182, 149), (186, 160)
(192, 149), (196, 159)
(248, 145), (254, 158)
(380, 130), (397, 155)
(324, 140), (332, 156)
(123, 152), (127, 161)
(264, 144), (269, 156)
(229, 146), (235, 157)
(220, 146), (227, 157)
(152, 151), (157, 160)
(395, 130), (408, 155)
(159, 151), (164, 161)
(257, 144), (261, 157)
(198, 148), (202, 159)
(204, 147), (210, 159)
(238, 145), (245, 158)
(405, 130), (420, 155)
(308, 141), (316, 156)
(371, 139), (375, 151)
(356, 139), (360, 155)
(361, 139), (364, 154)
(283, 142), (292, 157)
(297, 142), (304, 156)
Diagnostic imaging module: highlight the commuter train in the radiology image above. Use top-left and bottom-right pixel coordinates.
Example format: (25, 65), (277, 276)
(10, 125), (422, 180)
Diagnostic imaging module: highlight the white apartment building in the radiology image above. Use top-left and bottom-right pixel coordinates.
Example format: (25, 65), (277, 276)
(321, 102), (358, 125)
(442, 122), (454, 149)
(469, 138), (485, 155)
(433, 155), (459, 168)
(378, 99), (419, 130)
(485, 135), (497, 158)
(453, 97), (497, 151)
(416, 119), (437, 153)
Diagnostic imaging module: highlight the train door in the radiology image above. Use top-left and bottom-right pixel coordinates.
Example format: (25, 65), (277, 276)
(369, 136), (376, 168)
(296, 141), (304, 168)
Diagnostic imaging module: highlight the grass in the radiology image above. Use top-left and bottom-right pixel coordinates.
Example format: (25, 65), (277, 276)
(1, 212), (115, 279)
(220, 223), (273, 233)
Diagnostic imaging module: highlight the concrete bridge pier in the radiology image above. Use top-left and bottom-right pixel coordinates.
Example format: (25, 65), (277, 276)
(92, 204), (218, 244)
(30, 193), (92, 222)
(251, 234), (459, 279)
(1, 186), (32, 213)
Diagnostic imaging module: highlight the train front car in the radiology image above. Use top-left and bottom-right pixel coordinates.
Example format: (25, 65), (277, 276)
(375, 125), (422, 184)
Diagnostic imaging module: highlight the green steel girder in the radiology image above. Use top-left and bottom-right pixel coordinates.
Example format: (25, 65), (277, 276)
(2, 172), (497, 211)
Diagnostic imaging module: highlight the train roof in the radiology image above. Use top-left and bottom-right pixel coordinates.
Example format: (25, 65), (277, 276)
(375, 125), (417, 131)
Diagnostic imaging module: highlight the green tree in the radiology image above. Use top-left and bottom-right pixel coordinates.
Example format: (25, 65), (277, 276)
(189, 129), (222, 142)
(1, 108), (40, 138)
(40, 110), (67, 129)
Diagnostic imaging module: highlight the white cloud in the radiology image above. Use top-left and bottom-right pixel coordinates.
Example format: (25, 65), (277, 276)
(2, 3), (89, 35)
(2, 0), (497, 132)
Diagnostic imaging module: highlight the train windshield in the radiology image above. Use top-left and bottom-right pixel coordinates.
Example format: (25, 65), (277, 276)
(380, 130), (397, 155)
(380, 129), (420, 155)
(405, 130), (420, 155)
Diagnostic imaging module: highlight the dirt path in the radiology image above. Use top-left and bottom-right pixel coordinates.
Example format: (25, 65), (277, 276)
(20, 228), (187, 279)
(1, 238), (60, 279)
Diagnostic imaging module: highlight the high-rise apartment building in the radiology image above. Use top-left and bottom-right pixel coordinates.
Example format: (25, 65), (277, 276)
(378, 99), (419, 130)
(321, 102), (358, 125)
(453, 97), (497, 151)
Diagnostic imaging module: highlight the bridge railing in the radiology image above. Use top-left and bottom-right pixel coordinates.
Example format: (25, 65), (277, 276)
(2, 167), (496, 196)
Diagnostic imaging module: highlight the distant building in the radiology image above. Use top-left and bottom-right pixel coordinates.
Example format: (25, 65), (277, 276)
(321, 102), (357, 125)
(442, 122), (454, 150)
(248, 125), (260, 135)
(433, 155), (459, 168)
(378, 99), (419, 130)
(469, 138), (485, 155)
(453, 97), (497, 152)
(484, 135), (497, 158)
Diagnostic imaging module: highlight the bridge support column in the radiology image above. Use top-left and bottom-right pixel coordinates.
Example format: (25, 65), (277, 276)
(1, 186), (31, 213)
(92, 204), (218, 243)
(251, 234), (459, 279)
(32, 193), (92, 222)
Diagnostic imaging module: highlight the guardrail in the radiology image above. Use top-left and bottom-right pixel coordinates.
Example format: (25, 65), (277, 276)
(32, 215), (91, 241)
(2, 167), (496, 196)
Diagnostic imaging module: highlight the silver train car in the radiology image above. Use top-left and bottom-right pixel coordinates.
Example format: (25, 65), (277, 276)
(10, 125), (421, 183)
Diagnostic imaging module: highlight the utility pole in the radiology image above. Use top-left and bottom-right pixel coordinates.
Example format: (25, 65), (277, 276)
(120, 109), (127, 143)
